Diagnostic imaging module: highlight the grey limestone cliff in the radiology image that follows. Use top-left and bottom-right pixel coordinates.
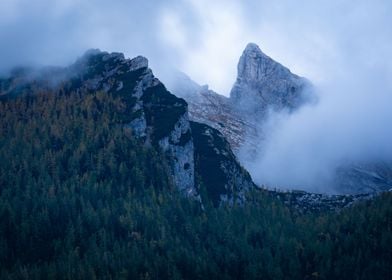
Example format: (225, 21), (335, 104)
(230, 43), (310, 114)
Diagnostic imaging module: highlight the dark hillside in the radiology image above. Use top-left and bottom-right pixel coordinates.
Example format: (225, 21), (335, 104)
(0, 88), (391, 279)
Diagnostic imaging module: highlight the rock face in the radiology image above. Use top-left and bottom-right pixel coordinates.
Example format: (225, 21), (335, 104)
(166, 71), (258, 153)
(0, 49), (255, 205)
(0, 50), (196, 196)
(71, 50), (199, 197)
(191, 122), (255, 206)
(230, 43), (310, 114)
(334, 162), (392, 194)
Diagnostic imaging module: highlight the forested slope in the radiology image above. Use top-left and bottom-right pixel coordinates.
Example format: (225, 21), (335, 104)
(0, 83), (391, 279)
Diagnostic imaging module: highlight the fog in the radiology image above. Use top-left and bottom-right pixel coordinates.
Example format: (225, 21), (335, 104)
(1, 0), (392, 192)
(240, 3), (392, 192)
(2, 1), (392, 91)
(4, 0), (390, 93)
(245, 69), (392, 192)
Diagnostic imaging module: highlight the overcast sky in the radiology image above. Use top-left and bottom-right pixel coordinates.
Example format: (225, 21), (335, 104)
(1, 0), (391, 94)
(1, 0), (392, 192)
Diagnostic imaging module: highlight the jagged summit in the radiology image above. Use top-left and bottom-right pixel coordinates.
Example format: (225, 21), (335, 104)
(237, 42), (292, 83)
(73, 49), (149, 75)
(230, 42), (309, 114)
(241, 42), (271, 63)
(244, 42), (261, 52)
(241, 42), (266, 62)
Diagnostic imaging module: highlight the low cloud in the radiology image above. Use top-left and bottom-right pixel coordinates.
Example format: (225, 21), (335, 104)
(245, 60), (392, 192)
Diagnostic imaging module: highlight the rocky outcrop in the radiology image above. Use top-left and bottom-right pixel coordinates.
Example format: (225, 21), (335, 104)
(166, 71), (258, 153)
(230, 43), (310, 114)
(74, 50), (198, 196)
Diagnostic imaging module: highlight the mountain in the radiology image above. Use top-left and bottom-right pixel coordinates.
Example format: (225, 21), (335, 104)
(0, 49), (255, 205)
(168, 43), (392, 195)
(168, 43), (311, 165)
(1, 49), (391, 279)
(167, 44), (311, 154)
(230, 43), (310, 114)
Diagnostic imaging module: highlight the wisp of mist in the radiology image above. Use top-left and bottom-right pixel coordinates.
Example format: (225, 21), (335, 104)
(244, 60), (392, 193)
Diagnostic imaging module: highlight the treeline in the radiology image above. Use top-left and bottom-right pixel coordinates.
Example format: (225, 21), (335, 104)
(0, 89), (391, 279)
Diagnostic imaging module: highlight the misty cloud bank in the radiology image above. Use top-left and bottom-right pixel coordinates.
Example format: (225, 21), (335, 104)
(245, 62), (392, 192)
(3, 0), (390, 94)
(1, 0), (392, 192)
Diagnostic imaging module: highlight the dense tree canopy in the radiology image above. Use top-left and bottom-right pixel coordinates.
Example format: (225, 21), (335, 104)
(0, 89), (391, 279)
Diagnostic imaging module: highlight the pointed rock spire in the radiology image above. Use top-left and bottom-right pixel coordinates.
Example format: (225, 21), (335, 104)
(237, 43), (288, 83)
(230, 42), (309, 113)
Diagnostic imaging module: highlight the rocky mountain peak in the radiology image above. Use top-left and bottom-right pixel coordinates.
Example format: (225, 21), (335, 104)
(231, 42), (310, 114)
(244, 42), (262, 53)
(72, 49), (149, 78)
(129, 55), (149, 71)
(237, 42), (296, 83)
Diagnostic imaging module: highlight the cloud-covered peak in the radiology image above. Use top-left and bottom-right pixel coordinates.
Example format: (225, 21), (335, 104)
(230, 42), (309, 113)
(243, 42), (265, 56)
(237, 42), (294, 82)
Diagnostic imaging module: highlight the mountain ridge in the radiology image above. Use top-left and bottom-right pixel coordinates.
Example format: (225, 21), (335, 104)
(0, 48), (255, 206)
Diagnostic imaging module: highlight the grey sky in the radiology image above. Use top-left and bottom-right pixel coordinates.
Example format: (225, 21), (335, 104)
(1, 0), (391, 93)
(1, 0), (392, 192)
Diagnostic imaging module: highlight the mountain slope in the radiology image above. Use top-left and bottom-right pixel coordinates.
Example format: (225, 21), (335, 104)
(191, 122), (255, 206)
(73, 50), (197, 196)
(0, 92), (390, 279)
(166, 71), (257, 152)
(0, 49), (254, 204)
(334, 162), (392, 194)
